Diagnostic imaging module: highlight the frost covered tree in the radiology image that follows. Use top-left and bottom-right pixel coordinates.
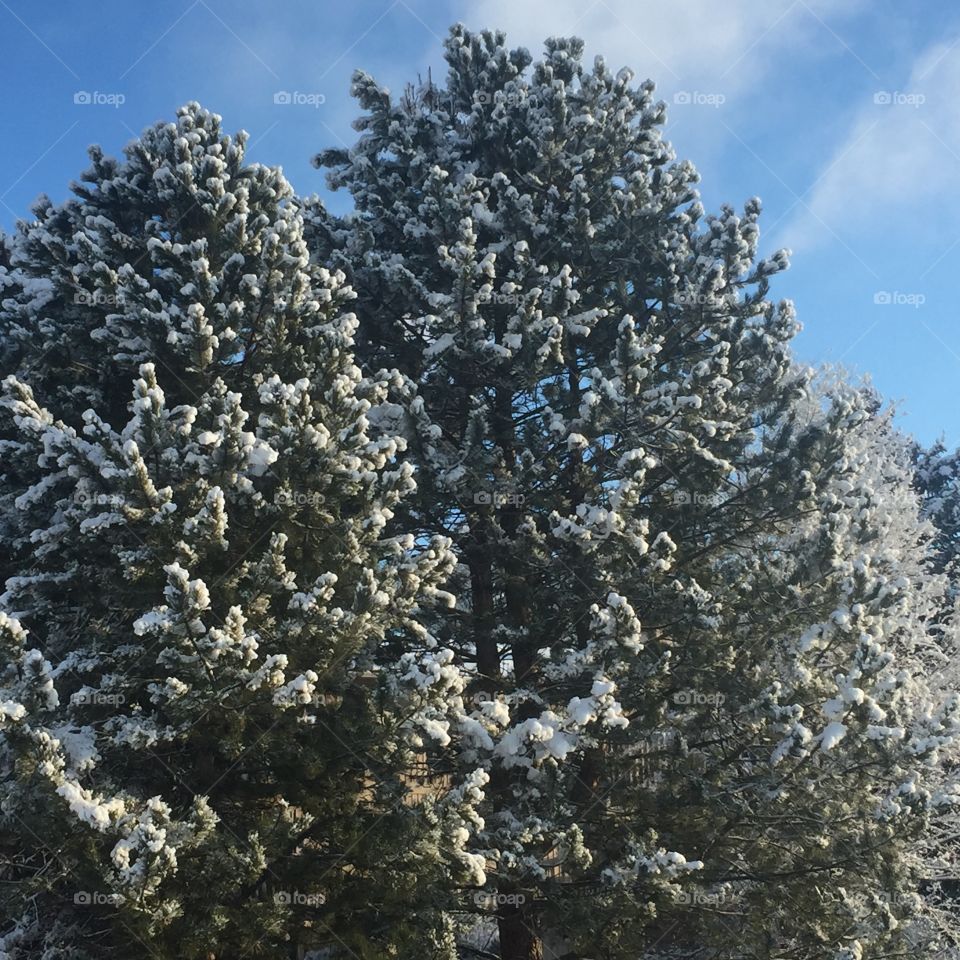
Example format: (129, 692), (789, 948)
(914, 441), (960, 582)
(309, 26), (960, 959)
(908, 438), (960, 954)
(0, 104), (484, 960)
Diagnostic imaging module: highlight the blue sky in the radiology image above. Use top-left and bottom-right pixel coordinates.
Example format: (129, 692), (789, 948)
(1, 0), (957, 445)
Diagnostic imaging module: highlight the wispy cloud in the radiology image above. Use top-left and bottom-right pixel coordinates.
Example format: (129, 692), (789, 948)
(453, 0), (866, 103)
(783, 36), (960, 259)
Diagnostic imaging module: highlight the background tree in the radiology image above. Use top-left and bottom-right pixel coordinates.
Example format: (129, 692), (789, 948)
(907, 438), (960, 956)
(914, 441), (960, 583)
(310, 26), (960, 959)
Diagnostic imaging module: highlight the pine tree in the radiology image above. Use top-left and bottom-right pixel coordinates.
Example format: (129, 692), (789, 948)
(309, 26), (960, 959)
(0, 104), (484, 960)
(914, 441), (960, 581)
(909, 438), (960, 955)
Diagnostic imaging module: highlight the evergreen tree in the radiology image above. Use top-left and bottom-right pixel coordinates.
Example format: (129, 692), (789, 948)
(914, 441), (960, 581)
(310, 26), (960, 959)
(0, 104), (483, 960)
(909, 438), (960, 955)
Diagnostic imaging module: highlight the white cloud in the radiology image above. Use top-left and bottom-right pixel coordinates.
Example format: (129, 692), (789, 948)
(452, 0), (865, 103)
(783, 36), (960, 255)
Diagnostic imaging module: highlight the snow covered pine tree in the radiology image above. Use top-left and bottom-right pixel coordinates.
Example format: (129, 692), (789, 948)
(309, 25), (960, 960)
(0, 104), (486, 960)
(909, 438), (960, 953)
(914, 440), (960, 583)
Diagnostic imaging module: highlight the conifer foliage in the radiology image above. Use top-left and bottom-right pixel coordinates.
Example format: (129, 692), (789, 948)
(0, 104), (478, 960)
(310, 26), (960, 959)
(0, 26), (958, 960)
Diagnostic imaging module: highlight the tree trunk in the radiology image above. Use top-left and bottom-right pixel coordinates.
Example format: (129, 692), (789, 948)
(468, 534), (500, 683)
(498, 900), (544, 960)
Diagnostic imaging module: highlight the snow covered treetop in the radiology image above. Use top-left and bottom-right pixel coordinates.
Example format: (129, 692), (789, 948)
(2, 102), (353, 428)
